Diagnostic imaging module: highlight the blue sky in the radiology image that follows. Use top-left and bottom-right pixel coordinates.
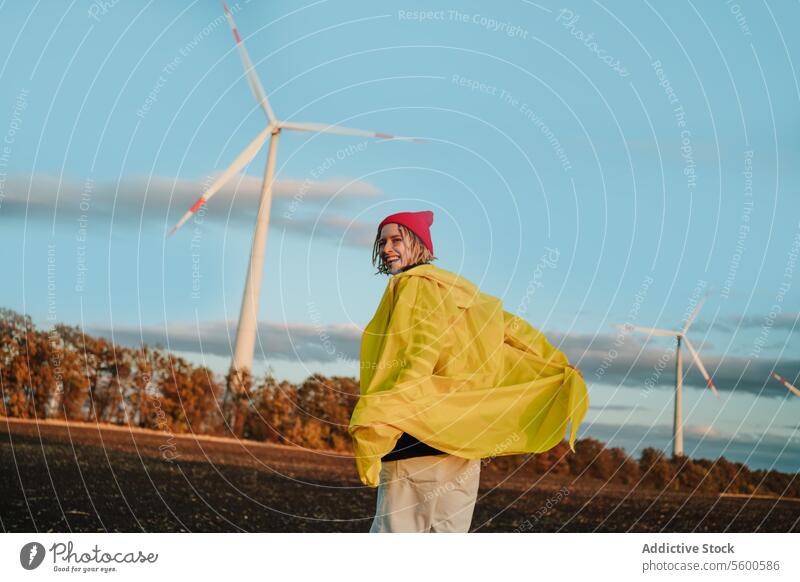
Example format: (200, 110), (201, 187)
(1, 0), (798, 471)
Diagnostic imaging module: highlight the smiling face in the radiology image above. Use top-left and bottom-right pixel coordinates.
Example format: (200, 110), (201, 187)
(372, 221), (436, 275)
(377, 223), (411, 274)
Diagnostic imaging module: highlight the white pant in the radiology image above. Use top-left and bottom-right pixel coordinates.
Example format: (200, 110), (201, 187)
(369, 454), (481, 533)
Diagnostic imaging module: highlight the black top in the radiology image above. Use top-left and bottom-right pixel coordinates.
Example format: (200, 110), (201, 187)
(381, 259), (448, 462)
(396, 261), (425, 274)
(382, 432), (448, 462)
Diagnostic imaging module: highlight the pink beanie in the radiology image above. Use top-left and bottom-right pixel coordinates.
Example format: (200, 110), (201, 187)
(378, 211), (434, 254)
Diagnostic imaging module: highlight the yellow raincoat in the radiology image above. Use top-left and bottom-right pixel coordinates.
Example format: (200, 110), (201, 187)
(348, 264), (589, 487)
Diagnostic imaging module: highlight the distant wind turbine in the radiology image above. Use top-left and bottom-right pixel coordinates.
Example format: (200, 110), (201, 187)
(618, 292), (720, 457)
(167, 3), (423, 424)
(769, 371), (800, 398)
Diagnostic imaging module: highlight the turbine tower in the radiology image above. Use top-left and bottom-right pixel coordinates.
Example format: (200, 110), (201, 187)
(168, 3), (423, 429)
(618, 293), (720, 457)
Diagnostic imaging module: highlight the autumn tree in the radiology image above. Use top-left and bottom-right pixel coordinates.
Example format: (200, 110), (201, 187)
(639, 447), (674, 490)
(672, 457), (709, 492)
(52, 324), (91, 420)
(607, 447), (640, 486)
(568, 438), (612, 480)
(148, 351), (220, 434)
(529, 442), (571, 476)
(0, 309), (55, 418)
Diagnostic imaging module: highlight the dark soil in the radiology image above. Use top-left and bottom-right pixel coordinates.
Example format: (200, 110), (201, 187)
(2, 418), (798, 532)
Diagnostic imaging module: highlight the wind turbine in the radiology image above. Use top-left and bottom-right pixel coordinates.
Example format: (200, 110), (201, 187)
(769, 371), (800, 397)
(167, 3), (423, 425)
(618, 293), (720, 457)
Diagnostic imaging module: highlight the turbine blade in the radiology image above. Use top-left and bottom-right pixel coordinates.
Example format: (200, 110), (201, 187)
(771, 371), (800, 398)
(616, 324), (679, 337)
(222, 1), (276, 123)
(280, 121), (426, 143)
(683, 337), (720, 399)
(167, 127), (271, 238)
(682, 289), (711, 334)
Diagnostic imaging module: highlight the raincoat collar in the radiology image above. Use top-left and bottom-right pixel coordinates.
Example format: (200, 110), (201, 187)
(392, 263), (485, 309)
(396, 261), (426, 274)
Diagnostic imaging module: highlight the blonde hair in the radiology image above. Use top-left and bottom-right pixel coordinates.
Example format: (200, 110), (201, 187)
(372, 223), (437, 275)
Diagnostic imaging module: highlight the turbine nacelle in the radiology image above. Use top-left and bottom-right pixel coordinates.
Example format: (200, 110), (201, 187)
(615, 290), (719, 400)
(167, 3), (425, 239)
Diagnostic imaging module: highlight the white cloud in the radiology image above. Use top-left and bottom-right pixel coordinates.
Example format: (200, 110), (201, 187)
(685, 424), (720, 438)
(0, 173), (382, 227)
(88, 319), (363, 364)
(547, 329), (799, 398)
(87, 321), (800, 397)
(694, 312), (800, 333)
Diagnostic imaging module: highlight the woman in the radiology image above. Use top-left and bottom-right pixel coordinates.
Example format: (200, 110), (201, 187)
(349, 210), (588, 533)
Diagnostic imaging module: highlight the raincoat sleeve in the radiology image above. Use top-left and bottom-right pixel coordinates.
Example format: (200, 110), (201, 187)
(502, 310), (587, 452)
(390, 275), (446, 386)
(348, 274), (446, 487)
(502, 310), (569, 368)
